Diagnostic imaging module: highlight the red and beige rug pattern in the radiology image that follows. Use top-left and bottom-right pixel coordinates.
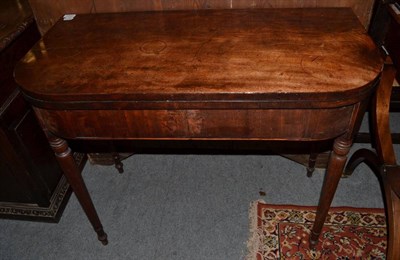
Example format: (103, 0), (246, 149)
(247, 201), (387, 259)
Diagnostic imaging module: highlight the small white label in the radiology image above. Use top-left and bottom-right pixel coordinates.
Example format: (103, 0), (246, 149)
(390, 4), (400, 15)
(63, 14), (76, 21)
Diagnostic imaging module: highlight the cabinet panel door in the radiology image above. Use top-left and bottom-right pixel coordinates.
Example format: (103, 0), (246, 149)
(0, 154), (33, 203)
(11, 108), (63, 196)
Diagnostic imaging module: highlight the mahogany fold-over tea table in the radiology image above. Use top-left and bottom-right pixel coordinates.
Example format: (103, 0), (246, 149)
(15, 8), (382, 246)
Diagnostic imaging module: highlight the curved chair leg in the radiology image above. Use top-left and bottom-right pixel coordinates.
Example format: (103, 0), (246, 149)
(382, 165), (400, 260)
(343, 148), (381, 177)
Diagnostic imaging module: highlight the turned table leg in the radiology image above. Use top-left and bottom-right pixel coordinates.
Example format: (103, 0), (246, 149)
(46, 132), (108, 245)
(310, 136), (351, 247)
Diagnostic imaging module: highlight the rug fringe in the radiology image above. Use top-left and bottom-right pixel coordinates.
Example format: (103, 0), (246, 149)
(245, 200), (265, 260)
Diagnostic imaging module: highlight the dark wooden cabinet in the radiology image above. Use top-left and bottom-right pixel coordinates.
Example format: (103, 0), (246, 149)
(0, 0), (85, 222)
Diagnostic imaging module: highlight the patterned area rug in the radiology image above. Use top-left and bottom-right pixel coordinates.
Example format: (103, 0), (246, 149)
(247, 201), (387, 259)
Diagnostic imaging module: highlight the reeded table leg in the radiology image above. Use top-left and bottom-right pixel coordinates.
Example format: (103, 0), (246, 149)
(46, 132), (108, 245)
(310, 136), (351, 247)
(337, 57), (400, 258)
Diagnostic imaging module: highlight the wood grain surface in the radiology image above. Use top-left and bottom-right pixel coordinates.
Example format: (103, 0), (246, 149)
(15, 8), (382, 110)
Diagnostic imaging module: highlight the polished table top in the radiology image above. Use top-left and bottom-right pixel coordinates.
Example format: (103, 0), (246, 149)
(16, 8), (381, 110)
(14, 8), (383, 246)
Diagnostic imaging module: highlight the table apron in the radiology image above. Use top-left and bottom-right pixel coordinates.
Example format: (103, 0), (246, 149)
(34, 106), (357, 141)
